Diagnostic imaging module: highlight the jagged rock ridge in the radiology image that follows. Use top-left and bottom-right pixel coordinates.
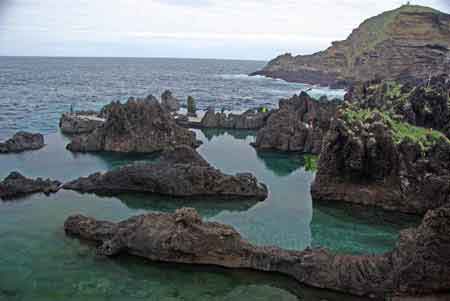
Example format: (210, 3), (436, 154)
(64, 145), (268, 200)
(67, 96), (199, 153)
(64, 204), (450, 299)
(252, 92), (339, 154)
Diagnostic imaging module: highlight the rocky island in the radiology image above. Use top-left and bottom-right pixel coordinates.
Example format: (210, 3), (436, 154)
(252, 92), (338, 154)
(64, 203), (450, 299)
(64, 145), (268, 200)
(66, 96), (199, 153)
(0, 131), (45, 153)
(0, 172), (61, 200)
(252, 5), (450, 87)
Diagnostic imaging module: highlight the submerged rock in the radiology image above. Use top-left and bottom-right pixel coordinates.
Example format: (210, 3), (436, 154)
(312, 105), (450, 214)
(0, 132), (45, 153)
(64, 204), (450, 298)
(199, 107), (271, 130)
(161, 90), (181, 112)
(64, 145), (268, 200)
(252, 92), (339, 154)
(0, 172), (61, 200)
(67, 97), (199, 153)
(59, 111), (105, 135)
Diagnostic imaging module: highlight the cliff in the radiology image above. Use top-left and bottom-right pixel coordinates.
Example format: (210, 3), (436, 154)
(252, 5), (450, 87)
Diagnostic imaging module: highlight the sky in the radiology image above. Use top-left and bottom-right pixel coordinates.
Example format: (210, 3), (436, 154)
(0, 0), (449, 60)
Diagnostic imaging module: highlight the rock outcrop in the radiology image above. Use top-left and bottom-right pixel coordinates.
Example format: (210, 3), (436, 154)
(0, 172), (61, 200)
(67, 96), (199, 153)
(64, 203), (450, 299)
(0, 132), (45, 153)
(252, 92), (339, 154)
(346, 74), (450, 137)
(64, 145), (268, 200)
(199, 107), (271, 130)
(161, 90), (181, 112)
(311, 104), (450, 214)
(59, 111), (105, 135)
(252, 5), (450, 87)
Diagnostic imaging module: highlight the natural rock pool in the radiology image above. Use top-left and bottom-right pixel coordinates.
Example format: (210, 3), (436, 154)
(0, 129), (420, 300)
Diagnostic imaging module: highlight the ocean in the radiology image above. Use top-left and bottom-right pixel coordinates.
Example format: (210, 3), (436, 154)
(0, 56), (345, 139)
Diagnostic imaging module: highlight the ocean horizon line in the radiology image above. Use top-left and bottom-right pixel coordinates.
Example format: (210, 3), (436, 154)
(0, 55), (267, 63)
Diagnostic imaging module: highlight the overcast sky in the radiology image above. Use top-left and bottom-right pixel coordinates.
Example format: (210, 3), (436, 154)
(0, 0), (449, 60)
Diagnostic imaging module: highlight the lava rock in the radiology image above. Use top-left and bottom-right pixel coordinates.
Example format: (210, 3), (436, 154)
(200, 107), (271, 130)
(66, 96), (199, 153)
(59, 112), (105, 135)
(0, 172), (61, 200)
(311, 108), (450, 214)
(64, 203), (450, 299)
(161, 90), (181, 112)
(0, 132), (45, 153)
(64, 145), (268, 200)
(252, 92), (339, 154)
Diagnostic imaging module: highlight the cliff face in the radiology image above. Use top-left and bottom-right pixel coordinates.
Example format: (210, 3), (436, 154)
(253, 5), (450, 87)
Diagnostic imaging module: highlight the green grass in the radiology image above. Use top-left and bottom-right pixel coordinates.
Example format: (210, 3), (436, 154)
(342, 106), (449, 151)
(346, 4), (444, 67)
(303, 155), (318, 172)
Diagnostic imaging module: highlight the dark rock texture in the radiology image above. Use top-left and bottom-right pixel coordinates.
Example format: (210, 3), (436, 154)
(252, 5), (450, 87)
(64, 204), (450, 299)
(59, 111), (105, 135)
(0, 132), (45, 153)
(311, 106), (450, 214)
(346, 74), (450, 137)
(0, 172), (61, 200)
(199, 107), (271, 130)
(67, 97), (199, 153)
(64, 145), (268, 200)
(252, 92), (339, 154)
(161, 90), (181, 112)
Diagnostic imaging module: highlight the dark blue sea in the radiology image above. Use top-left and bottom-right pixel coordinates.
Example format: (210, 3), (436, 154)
(0, 56), (345, 139)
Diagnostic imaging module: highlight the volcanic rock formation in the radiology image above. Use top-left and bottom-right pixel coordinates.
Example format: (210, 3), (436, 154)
(66, 96), (199, 153)
(199, 107), (271, 130)
(311, 104), (450, 214)
(64, 204), (450, 299)
(64, 145), (268, 200)
(0, 172), (61, 200)
(0, 132), (45, 153)
(252, 92), (339, 154)
(161, 90), (181, 112)
(59, 111), (105, 135)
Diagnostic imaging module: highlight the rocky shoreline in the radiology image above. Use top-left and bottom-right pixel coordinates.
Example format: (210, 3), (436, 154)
(252, 5), (450, 87)
(3, 72), (449, 299)
(311, 75), (450, 214)
(64, 203), (450, 299)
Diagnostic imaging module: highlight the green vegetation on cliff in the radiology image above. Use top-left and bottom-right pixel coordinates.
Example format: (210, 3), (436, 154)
(352, 5), (442, 58)
(342, 106), (449, 151)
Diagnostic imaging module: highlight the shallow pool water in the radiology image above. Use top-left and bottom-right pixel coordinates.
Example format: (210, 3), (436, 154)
(0, 129), (420, 300)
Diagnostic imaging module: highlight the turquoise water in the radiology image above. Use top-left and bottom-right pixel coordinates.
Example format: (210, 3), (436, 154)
(0, 129), (420, 300)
